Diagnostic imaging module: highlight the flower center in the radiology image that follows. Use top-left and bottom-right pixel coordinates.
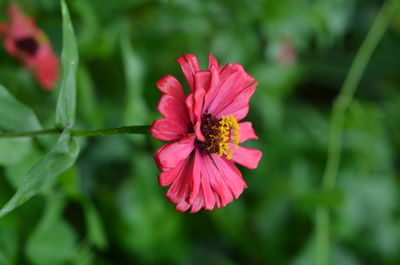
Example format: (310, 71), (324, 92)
(196, 113), (240, 160)
(15, 37), (39, 56)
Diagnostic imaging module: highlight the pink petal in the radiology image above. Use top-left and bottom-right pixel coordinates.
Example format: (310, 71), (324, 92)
(185, 93), (195, 124)
(203, 65), (240, 113)
(219, 63), (240, 80)
(231, 146), (262, 169)
(194, 70), (211, 91)
(156, 75), (186, 102)
(166, 158), (193, 204)
(190, 192), (205, 213)
(188, 150), (202, 204)
(157, 94), (190, 125)
(154, 136), (194, 170)
(202, 65), (220, 111)
(217, 82), (257, 121)
(150, 119), (188, 141)
(238, 122), (258, 143)
(212, 155), (247, 198)
(176, 54), (200, 90)
(30, 45), (59, 91)
(186, 88), (205, 124)
(208, 53), (221, 71)
(204, 156), (233, 207)
(176, 199), (191, 212)
(211, 76), (256, 118)
(201, 158), (216, 210)
(158, 159), (185, 186)
(207, 66), (254, 115)
(194, 121), (204, 142)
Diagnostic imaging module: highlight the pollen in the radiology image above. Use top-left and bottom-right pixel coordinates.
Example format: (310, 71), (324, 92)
(217, 115), (240, 159)
(196, 114), (240, 160)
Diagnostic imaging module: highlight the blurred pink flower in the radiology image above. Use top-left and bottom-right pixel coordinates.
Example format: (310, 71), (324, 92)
(278, 38), (297, 66)
(151, 54), (262, 213)
(0, 3), (59, 91)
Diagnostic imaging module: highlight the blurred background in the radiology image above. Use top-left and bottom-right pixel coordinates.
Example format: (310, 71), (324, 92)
(1, 0), (400, 264)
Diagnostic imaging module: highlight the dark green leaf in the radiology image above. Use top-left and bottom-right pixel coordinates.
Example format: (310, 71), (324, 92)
(0, 84), (42, 132)
(0, 130), (79, 217)
(26, 194), (77, 265)
(83, 199), (107, 249)
(56, 0), (79, 128)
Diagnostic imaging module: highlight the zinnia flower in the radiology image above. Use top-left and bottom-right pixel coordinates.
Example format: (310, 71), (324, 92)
(151, 54), (262, 213)
(0, 3), (59, 91)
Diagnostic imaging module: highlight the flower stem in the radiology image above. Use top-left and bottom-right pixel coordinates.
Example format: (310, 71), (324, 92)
(0, 126), (150, 138)
(315, 1), (399, 265)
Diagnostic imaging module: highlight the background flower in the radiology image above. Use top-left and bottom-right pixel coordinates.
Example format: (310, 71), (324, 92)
(0, 3), (59, 91)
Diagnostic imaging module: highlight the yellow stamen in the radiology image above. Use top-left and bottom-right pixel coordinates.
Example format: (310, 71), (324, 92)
(217, 115), (240, 160)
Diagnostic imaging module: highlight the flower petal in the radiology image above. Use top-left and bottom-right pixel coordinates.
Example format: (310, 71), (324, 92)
(208, 53), (221, 70)
(204, 156), (233, 207)
(30, 45), (59, 90)
(212, 155), (247, 199)
(156, 75), (186, 102)
(166, 157), (193, 204)
(201, 161), (216, 210)
(218, 82), (257, 121)
(185, 88), (205, 124)
(206, 64), (254, 116)
(190, 191), (205, 213)
(238, 122), (258, 143)
(154, 136), (194, 170)
(157, 94), (190, 125)
(150, 118), (188, 141)
(188, 150), (202, 204)
(176, 199), (191, 212)
(158, 159), (185, 186)
(194, 70), (211, 91)
(176, 54), (200, 90)
(231, 146), (262, 169)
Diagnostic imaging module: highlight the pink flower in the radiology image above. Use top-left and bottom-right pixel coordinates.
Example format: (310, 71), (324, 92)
(0, 3), (59, 91)
(151, 54), (262, 213)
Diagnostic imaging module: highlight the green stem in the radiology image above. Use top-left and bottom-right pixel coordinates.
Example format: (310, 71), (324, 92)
(0, 125), (150, 138)
(315, 1), (399, 265)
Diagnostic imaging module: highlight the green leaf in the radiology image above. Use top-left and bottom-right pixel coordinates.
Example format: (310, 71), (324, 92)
(0, 138), (33, 166)
(0, 229), (18, 265)
(0, 130), (79, 217)
(83, 199), (107, 249)
(0, 84), (42, 132)
(121, 36), (148, 125)
(26, 194), (77, 265)
(56, 0), (79, 128)
(77, 66), (102, 127)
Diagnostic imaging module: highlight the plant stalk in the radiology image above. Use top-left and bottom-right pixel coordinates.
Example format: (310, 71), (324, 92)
(0, 126), (150, 138)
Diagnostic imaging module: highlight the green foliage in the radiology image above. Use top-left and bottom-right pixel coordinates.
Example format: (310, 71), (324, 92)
(0, 130), (79, 217)
(0, 0), (399, 264)
(26, 194), (77, 265)
(0, 85), (42, 132)
(56, 0), (79, 128)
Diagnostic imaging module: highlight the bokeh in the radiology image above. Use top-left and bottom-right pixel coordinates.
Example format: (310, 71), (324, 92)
(1, 0), (400, 264)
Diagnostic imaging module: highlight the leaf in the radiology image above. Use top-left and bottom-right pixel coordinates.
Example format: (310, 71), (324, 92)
(0, 130), (79, 217)
(120, 36), (148, 125)
(0, 228), (18, 265)
(56, 0), (79, 128)
(83, 199), (107, 249)
(0, 138), (34, 166)
(26, 194), (77, 265)
(77, 66), (102, 127)
(0, 84), (42, 132)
